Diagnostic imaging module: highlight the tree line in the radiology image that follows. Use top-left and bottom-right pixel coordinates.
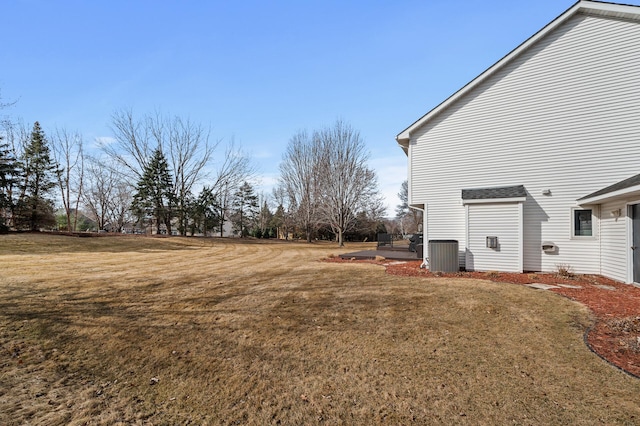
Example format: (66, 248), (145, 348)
(276, 119), (386, 246)
(1, 108), (413, 244)
(0, 111), (256, 237)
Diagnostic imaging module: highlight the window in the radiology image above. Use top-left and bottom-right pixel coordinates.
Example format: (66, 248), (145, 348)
(573, 209), (593, 237)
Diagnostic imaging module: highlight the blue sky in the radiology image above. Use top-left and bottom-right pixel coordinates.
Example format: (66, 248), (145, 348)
(3, 0), (639, 215)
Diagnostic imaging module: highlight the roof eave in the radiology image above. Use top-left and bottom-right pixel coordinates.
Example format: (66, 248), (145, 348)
(396, 134), (410, 155)
(462, 197), (527, 205)
(578, 184), (640, 205)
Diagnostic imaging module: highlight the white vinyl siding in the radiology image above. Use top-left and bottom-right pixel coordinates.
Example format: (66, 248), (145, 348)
(408, 13), (640, 278)
(600, 201), (628, 282)
(466, 203), (522, 272)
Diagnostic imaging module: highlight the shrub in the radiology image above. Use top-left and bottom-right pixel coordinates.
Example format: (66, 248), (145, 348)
(556, 263), (575, 278)
(486, 271), (500, 279)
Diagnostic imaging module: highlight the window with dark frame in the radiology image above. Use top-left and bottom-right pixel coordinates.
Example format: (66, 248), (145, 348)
(574, 209), (593, 237)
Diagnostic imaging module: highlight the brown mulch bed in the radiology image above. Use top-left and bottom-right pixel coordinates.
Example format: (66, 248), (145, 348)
(326, 257), (640, 378)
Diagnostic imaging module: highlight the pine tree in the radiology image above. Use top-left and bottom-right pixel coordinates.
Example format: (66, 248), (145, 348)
(0, 136), (20, 231)
(187, 186), (221, 236)
(231, 181), (258, 237)
(257, 199), (273, 238)
(271, 204), (287, 239)
(15, 122), (57, 231)
(131, 148), (175, 234)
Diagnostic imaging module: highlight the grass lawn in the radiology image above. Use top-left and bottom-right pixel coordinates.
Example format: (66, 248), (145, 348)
(1, 234), (639, 425)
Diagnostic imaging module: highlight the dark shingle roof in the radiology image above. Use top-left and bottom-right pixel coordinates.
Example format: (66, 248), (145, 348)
(579, 173), (640, 201)
(462, 185), (527, 200)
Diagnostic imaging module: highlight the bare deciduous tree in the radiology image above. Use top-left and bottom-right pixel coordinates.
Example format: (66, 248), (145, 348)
(110, 178), (134, 232)
(0, 90), (17, 111)
(83, 156), (133, 232)
(279, 130), (321, 242)
(395, 180), (423, 236)
(101, 109), (153, 179)
(315, 120), (382, 246)
(270, 184), (292, 240)
(102, 109), (250, 236)
(51, 127), (84, 231)
(278, 121), (383, 245)
(205, 141), (255, 237)
(148, 114), (218, 235)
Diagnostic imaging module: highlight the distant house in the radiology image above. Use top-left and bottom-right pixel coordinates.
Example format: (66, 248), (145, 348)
(396, 0), (640, 284)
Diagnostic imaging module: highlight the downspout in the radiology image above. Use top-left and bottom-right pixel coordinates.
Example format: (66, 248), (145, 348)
(398, 134), (428, 267)
(410, 204), (427, 269)
(422, 203), (428, 269)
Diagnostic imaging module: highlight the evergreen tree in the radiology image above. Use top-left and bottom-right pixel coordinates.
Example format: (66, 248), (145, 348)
(257, 199), (273, 238)
(15, 122), (57, 231)
(231, 181), (258, 237)
(189, 186), (220, 236)
(271, 204), (287, 239)
(131, 148), (175, 234)
(0, 137), (20, 231)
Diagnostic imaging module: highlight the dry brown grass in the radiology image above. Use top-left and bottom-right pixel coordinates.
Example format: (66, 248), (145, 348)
(1, 233), (639, 425)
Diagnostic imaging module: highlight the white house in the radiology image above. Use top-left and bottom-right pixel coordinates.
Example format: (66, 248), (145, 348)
(396, 0), (640, 284)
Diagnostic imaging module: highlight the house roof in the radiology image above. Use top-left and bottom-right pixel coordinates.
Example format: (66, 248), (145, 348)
(578, 173), (640, 204)
(462, 185), (527, 201)
(396, 0), (640, 152)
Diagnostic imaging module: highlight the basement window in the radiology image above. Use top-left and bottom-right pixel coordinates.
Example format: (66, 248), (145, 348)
(573, 209), (593, 237)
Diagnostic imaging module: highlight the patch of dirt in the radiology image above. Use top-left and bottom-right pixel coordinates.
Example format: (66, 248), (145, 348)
(326, 257), (640, 378)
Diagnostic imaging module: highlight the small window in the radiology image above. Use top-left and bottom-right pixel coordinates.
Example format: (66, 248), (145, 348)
(573, 209), (593, 237)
